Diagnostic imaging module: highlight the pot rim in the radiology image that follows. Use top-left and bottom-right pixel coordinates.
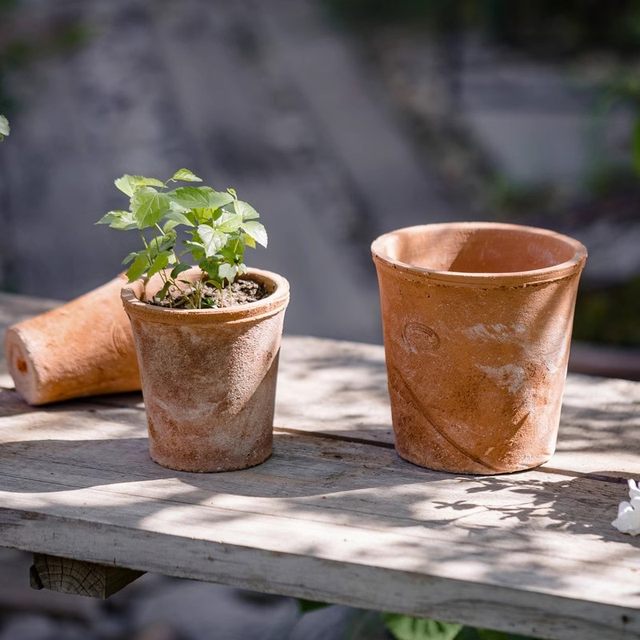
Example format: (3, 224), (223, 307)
(371, 221), (588, 286)
(121, 267), (290, 325)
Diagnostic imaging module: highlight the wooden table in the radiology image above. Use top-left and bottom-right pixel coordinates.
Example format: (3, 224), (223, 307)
(0, 293), (639, 640)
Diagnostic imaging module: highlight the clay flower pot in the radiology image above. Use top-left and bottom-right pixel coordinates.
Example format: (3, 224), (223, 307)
(5, 276), (140, 405)
(121, 268), (289, 472)
(371, 222), (587, 475)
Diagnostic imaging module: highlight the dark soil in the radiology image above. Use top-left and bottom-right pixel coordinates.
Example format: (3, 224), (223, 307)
(151, 278), (269, 309)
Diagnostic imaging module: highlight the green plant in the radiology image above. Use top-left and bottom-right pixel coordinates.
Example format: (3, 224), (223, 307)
(573, 277), (640, 347)
(383, 614), (462, 640)
(602, 75), (640, 175)
(383, 614), (539, 640)
(296, 602), (538, 640)
(324, 0), (640, 56)
(97, 168), (267, 309)
(0, 114), (8, 140)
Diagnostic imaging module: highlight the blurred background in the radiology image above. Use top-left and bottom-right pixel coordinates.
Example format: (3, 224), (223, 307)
(0, 0), (639, 638)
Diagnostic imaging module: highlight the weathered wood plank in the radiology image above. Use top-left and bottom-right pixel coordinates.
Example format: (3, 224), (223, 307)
(30, 553), (143, 598)
(1, 294), (639, 637)
(0, 396), (638, 639)
(275, 336), (640, 478)
(0, 293), (639, 479)
(0, 290), (639, 480)
(0, 548), (102, 618)
(5, 503), (633, 640)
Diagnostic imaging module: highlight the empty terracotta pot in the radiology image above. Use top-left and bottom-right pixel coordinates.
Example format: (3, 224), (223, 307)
(5, 275), (140, 405)
(372, 222), (587, 474)
(122, 268), (289, 472)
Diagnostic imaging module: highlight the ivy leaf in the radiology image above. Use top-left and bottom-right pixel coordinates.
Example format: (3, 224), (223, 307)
(0, 115), (9, 141)
(126, 253), (149, 282)
(220, 236), (244, 263)
(198, 224), (228, 257)
(218, 262), (238, 282)
(96, 210), (138, 230)
(241, 220), (268, 247)
(147, 251), (170, 277)
(243, 233), (256, 249)
(132, 188), (171, 228)
(171, 168), (202, 183)
(234, 200), (259, 220)
(207, 191), (235, 210)
(216, 211), (243, 233)
(184, 240), (205, 261)
(122, 251), (138, 266)
(186, 207), (209, 223)
(114, 176), (135, 197)
(170, 186), (233, 210)
(148, 230), (176, 255)
(134, 176), (165, 188)
(164, 210), (195, 227)
(170, 263), (192, 279)
(115, 175), (164, 197)
(199, 257), (223, 284)
(171, 187), (212, 209)
(99, 169), (268, 308)
(383, 615), (462, 640)
(155, 280), (172, 301)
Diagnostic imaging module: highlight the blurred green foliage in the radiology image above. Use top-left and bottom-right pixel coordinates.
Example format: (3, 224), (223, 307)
(585, 166), (639, 200)
(297, 602), (538, 639)
(574, 277), (640, 347)
(604, 76), (640, 174)
(0, 0), (88, 114)
(489, 177), (555, 219)
(578, 75), (640, 349)
(383, 614), (539, 640)
(325, 0), (640, 56)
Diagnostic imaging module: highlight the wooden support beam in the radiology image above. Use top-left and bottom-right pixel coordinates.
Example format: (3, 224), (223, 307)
(30, 553), (144, 599)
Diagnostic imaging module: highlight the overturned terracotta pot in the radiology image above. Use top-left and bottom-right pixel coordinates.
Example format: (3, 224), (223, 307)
(122, 268), (289, 472)
(372, 222), (587, 475)
(5, 275), (140, 405)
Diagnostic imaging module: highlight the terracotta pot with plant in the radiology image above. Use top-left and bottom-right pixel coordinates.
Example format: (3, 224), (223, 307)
(99, 169), (289, 472)
(372, 222), (587, 475)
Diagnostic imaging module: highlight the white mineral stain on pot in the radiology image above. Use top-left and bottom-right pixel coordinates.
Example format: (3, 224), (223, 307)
(477, 363), (526, 394)
(463, 323), (527, 342)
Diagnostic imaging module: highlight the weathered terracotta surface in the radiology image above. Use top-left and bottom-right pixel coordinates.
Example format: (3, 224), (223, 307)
(122, 268), (289, 472)
(372, 222), (587, 474)
(4, 276), (140, 405)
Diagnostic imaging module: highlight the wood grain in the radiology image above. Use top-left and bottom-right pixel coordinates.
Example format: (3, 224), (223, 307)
(1, 294), (639, 639)
(0, 391), (638, 638)
(30, 553), (143, 598)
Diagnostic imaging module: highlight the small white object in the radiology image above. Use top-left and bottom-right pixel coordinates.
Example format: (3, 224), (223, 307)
(612, 479), (640, 536)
